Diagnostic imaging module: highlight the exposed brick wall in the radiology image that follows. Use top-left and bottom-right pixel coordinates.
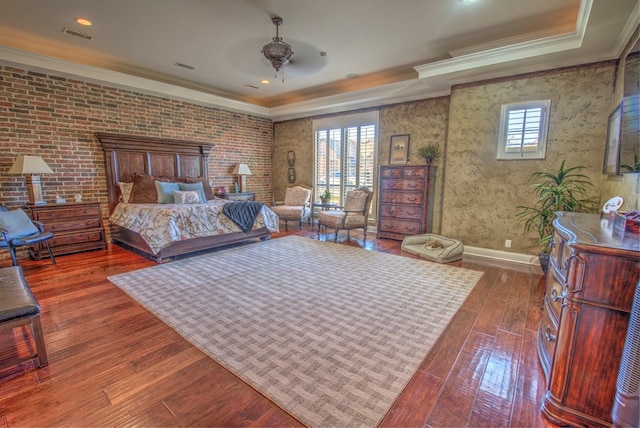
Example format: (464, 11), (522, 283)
(0, 66), (274, 213)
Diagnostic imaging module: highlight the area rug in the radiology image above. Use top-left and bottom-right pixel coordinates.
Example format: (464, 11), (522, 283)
(108, 235), (483, 427)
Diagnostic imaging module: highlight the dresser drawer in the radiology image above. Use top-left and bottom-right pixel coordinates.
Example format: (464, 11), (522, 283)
(45, 218), (102, 233)
(545, 268), (564, 321)
(540, 299), (559, 362)
(49, 229), (105, 248)
(33, 204), (101, 221)
(378, 218), (422, 235)
(379, 204), (422, 220)
(381, 179), (424, 192)
(379, 192), (423, 205)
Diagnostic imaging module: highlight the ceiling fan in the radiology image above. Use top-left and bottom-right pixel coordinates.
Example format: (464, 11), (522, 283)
(224, 15), (327, 84)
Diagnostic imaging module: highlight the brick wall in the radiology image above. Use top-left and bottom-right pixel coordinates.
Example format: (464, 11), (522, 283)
(0, 66), (274, 212)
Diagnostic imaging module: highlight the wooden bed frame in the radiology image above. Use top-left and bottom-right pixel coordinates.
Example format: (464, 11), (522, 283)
(97, 132), (270, 262)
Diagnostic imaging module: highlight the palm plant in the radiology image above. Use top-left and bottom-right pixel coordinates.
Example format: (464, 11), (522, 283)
(516, 161), (597, 254)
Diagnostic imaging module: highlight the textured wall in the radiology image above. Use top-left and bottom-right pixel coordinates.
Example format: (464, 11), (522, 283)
(274, 99), (450, 229)
(0, 66), (274, 213)
(273, 117), (313, 202)
(442, 63), (615, 254)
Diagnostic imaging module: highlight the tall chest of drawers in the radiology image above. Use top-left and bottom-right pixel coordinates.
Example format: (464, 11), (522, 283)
(27, 201), (107, 259)
(538, 212), (639, 427)
(377, 165), (434, 241)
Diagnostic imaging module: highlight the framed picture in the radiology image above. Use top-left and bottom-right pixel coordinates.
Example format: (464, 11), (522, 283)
(389, 134), (410, 165)
(287, 151), (295, 167)
(604, 102), (622, 175)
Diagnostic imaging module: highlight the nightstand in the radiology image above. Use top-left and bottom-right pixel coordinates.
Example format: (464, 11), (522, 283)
(27, 201), (107, 259)
(224, 192), (256, 201)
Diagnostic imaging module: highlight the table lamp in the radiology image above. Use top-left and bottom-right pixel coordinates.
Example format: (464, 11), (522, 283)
(8, 155), (54, 205)
(232, 163), (252, 193)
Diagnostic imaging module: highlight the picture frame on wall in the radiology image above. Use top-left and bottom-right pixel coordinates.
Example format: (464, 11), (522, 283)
(287, 151), (295, 167)
(288, 168), (296, 183)
(389, 134), (410, 165)
(604, 102), (622, 175)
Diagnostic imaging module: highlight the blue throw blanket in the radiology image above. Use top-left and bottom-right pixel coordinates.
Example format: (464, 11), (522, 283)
(223, 201), (265, 233)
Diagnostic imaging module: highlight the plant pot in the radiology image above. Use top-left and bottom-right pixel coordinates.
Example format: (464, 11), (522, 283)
(539, 253), (550, 274)
(320, 198), (328, 205)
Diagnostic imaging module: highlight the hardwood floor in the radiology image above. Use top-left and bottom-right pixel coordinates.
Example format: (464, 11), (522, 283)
(0, 227), (555, 427)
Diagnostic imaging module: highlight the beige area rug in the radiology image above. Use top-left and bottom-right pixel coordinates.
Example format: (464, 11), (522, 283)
(108, 236), (483, 427)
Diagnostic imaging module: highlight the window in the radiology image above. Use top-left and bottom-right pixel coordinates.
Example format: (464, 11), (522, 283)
(313, 112), (378, 207)
(498, 100), (550, 160)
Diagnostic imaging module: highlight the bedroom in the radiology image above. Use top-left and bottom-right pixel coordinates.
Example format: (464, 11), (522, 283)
(0, 1), (639, 427)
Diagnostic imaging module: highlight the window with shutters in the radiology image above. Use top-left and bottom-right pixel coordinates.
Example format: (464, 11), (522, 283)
(498, 100), (550, 160)
(313, 112), (377, 208)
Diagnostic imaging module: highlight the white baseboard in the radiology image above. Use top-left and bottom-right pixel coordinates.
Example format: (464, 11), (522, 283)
(463, 246), (540, 266)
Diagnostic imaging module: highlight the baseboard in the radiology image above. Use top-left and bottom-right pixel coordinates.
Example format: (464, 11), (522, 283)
(463, 245), (540, 266)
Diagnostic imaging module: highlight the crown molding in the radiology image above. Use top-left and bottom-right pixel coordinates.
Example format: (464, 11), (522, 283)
(0, 46), (271, 118)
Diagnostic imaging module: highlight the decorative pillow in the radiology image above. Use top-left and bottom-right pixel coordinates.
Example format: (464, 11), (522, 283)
(185, 177), (214, 201)
(0, 208), (39, 239)
(129, 174), (171, 204)
(117, 182), (134, 203)
(343, 190), (368, 212)
(155, 181), (180, 204)
(284, 186), (311, 206)
(178, 182), (206, 204)
(172, 190), (201, 204)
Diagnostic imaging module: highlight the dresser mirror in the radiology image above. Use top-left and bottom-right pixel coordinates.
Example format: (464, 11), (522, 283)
(620, 36), (639, 173)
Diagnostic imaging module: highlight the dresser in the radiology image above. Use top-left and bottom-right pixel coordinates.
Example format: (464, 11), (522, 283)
(538, 212), (639, 427)
(377, 165), (434, 241)
(27, 201), (107, 259)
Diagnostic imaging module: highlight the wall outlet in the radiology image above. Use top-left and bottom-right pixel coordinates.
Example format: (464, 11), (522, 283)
(505, 239), (512, 248)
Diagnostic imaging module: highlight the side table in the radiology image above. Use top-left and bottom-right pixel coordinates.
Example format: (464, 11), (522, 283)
(222, 192), (256, 201)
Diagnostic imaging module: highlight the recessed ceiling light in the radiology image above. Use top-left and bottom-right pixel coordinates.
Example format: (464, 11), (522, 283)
(261, 80), (270, 85)
(75, 17), (92, 26)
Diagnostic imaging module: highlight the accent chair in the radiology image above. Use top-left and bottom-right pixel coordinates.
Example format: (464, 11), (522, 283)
(0, 206), (56, 266)
(270, 185), (313, 230)
(317, 186), (373, 242)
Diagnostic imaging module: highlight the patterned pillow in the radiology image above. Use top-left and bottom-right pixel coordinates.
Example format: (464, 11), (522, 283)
(155, 181), (180, 204)
(178, 182), (206, 204)
(117, 182), (134, 203)
(343, 190), (368, 212)
(284, 186), (311, 206)
(172, 190), (201, 204)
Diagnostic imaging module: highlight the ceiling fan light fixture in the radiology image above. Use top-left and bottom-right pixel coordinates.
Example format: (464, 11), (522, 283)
(262, 16), (293, 81)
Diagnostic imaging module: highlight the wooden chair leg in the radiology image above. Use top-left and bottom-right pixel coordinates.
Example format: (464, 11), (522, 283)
(283, 220), (288, 231)
(30, 315), (49, 367)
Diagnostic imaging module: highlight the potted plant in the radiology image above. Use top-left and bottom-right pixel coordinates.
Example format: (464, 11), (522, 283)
(319, 190), (331, 204)
(416, 144), (441, 165)
(516, 160), (597, 272)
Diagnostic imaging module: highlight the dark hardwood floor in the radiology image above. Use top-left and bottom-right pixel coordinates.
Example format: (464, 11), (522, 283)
(0, 226), (555, 427)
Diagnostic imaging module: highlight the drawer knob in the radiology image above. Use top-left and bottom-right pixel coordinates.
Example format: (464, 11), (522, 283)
(545, 325), (556, 342)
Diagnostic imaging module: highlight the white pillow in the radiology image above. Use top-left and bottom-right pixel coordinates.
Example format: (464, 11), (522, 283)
(172, 190), (201, 204)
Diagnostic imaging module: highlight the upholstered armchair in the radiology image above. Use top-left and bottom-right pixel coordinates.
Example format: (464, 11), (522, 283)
(317, 187), (373, 242)
(271, 185), (313, 230)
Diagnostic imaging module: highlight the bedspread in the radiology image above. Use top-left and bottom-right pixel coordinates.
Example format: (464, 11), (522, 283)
(109, 200), (279, 254)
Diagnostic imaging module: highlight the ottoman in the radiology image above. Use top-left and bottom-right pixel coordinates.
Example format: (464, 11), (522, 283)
(401, 233), (464, 263)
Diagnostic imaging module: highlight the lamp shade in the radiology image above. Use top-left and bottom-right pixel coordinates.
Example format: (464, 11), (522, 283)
(8, 155), (54, 174)
(232, 163), (252, 175)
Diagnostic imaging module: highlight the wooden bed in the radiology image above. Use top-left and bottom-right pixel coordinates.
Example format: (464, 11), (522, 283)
(98, 132), (271, 262)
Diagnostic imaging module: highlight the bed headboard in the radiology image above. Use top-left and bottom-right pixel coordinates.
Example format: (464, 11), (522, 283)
(97, 133), (214, 213)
